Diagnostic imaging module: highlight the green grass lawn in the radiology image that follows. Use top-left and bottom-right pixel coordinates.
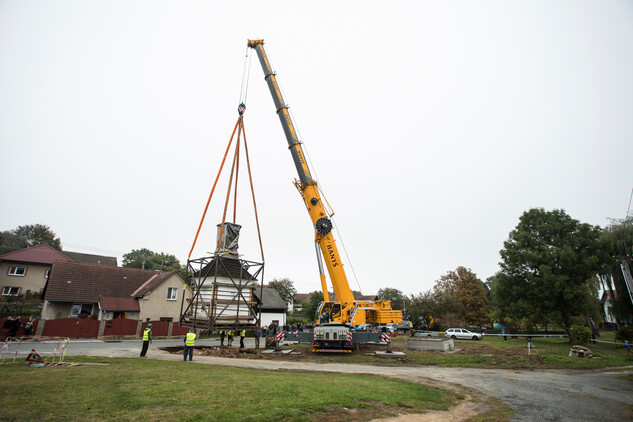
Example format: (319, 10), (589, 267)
(0, 357), (460, 422)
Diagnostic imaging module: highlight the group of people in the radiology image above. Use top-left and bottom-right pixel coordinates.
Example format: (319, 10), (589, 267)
(218, 329), (263, 349)
(140, 325), (266, 361)
(2, 316), (35, 341)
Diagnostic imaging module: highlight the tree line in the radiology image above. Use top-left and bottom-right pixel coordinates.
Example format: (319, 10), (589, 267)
(287, 209), (633, 337)
(3, 208), (632, 337)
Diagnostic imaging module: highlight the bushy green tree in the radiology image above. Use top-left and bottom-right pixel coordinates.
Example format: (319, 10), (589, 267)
(122, 248), (181, 271)
(494, 208), (607, 338)
(302, 291), (324, 321)
(0, 224), (61, 254)
(435, 267), (489, 327)
(268, 278), (297, 307)
(376, 287), (405, 310)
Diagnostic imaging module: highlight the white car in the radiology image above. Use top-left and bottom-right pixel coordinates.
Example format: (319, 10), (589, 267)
(445, 328), (483, 340)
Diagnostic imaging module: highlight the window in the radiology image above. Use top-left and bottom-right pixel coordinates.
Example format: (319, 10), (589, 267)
(8, 267), (26, 276)
(166, 287), (177, 301)
(70, 304), (94, 317)
(2, 286), (21, 296)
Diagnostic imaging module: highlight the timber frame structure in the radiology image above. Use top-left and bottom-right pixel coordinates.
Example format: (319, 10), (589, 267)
(179, 254), (264, 332)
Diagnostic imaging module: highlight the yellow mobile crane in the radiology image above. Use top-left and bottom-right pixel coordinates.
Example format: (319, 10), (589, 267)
(247, 40), (401, 351)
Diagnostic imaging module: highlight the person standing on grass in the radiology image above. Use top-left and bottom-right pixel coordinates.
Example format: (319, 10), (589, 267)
(184, 328), (196, 361)
(140, 323), (152, 358)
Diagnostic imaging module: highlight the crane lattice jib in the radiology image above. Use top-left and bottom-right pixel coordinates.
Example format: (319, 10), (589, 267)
(248, 39), (355, 307)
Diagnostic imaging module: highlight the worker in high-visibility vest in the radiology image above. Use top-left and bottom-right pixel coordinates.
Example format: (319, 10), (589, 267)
(239, 330), (246, 349)
(227, 330), (233, 346)
(140, 323), (152, 358)
(183, 328), (196, 361)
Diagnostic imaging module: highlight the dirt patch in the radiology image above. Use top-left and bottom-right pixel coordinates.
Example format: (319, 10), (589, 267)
(163, 340), (543, 369)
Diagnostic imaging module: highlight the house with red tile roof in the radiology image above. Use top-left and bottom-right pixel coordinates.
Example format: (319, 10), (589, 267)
(42, 261), (185, 322)
(0, 244), (71, 297)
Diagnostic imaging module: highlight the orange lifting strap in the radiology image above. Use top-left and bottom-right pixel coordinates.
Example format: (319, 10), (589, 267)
(187, 113), (264, 261)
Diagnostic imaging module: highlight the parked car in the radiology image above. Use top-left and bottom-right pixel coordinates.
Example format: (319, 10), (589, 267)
(445, 328), (483, 340)
(375, 325), (396, 334)
(415, 330), (439, 338)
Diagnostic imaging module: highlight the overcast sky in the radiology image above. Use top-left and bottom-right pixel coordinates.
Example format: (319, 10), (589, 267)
(1, 1), (632, 296)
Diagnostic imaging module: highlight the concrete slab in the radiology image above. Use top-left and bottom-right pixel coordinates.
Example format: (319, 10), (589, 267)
(375, 351), (406, 359)
(261, 349), (294, 355)
(407, 338), (455, 352)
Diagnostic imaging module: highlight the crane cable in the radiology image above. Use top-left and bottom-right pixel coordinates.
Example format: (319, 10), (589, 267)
(188, 49), (263, 260)
(239, 45), (252, 106)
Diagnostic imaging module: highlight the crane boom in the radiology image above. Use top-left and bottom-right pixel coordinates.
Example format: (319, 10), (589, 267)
(248, 39), (355, 307)
(247, 40), (401, 338)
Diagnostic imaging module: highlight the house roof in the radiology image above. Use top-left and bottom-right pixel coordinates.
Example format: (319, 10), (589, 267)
(63, 251), (118, 267)
(194, 256), (256, 281)
(253, 288), (287, 311)
(131, 271), (182, 298)
(294, 293), (311, 304)
(45, 261), (176, 303)
(328, 292), (378, 302)
(99, 296), (140, 312)
(0, 244), (72, 265)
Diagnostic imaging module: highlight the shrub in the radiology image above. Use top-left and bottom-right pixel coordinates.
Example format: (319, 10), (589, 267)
(569, 325), (592, 344)
(615, 325), (633, 342)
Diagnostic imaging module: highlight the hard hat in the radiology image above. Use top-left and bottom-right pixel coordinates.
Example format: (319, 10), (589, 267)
(189, 328), (194, 332)
(147, 323), (152, 327)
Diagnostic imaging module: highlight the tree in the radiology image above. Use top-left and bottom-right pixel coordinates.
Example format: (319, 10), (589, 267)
(494, 208), (607, 337)
(268, 278), (297, 307)
(432, 267), (489, 327)
(451, 267), (489, 326)
(302, 291), (324, 321)
(377, 287), (405, 310)
(0, 224), (61, 254)
(600, 217), (633, 323)
(407, 290), (443, 329)
(122, 248), (181, 271)
(0, 231), (28, 255)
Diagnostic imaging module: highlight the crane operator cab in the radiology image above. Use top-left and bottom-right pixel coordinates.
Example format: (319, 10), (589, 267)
(316, 302), (345, 325)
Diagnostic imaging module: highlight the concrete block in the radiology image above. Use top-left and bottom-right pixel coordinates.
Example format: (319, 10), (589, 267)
(407, 338), (455, 352)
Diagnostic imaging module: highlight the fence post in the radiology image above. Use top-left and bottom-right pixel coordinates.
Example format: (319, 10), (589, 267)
(35, 320), (45, 337)
(98, 320), (106, 338)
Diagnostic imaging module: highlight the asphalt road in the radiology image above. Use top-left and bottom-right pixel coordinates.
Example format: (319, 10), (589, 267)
(5, 338), (633, 421)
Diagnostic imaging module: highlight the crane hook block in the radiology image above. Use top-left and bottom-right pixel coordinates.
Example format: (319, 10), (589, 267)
(315, 217), (333, 235)
(238, 102), (246, 116)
